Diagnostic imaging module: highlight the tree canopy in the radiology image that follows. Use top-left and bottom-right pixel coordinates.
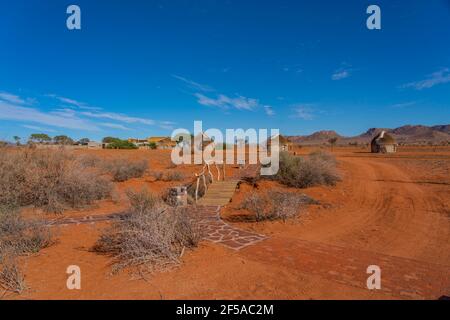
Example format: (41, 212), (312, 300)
(29, 133), (51, 143)
(53, 135), (74, 145)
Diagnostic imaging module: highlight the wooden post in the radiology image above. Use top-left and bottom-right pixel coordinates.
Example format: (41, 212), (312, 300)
(215, 163), (221, 181)
(202, 174), (207, 192)
(195, 175), (200, 203)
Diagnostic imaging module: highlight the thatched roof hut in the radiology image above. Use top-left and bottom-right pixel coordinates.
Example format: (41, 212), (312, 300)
(371, 131), (397, 153)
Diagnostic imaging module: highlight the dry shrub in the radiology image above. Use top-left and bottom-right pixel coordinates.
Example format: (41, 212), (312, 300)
(274, 151), (340, 188)
(163, 171), (185, 181)
(0, 148), (112, 213)
(93, 189), (201, 274)
(151, 171), (185, 182)
(150, 171), (164, 181)
(103, 158), (148, 182)
(241, 190), (318, 222)
(0, 206), (53, 294)
(0, 254), (26, 295)
(76, 153), (102, 168)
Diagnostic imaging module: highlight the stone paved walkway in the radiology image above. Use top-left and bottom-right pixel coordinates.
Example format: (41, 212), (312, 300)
(47, 206), (268, 251)
(196, 206), (268, 250)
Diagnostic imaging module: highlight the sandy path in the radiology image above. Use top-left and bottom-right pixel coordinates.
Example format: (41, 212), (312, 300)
(238, 156), (450, 299)
(289, 157), (450, 264)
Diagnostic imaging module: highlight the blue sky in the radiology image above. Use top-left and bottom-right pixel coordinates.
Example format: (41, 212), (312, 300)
(1, 0), (449, 142)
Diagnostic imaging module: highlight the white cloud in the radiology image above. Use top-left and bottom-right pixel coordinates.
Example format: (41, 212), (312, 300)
(0, 92), (33, 105)
(47, 94), (103, 110)
(291, 105), (314, 120)
(21, 125), (56, 133)
(0, 100), (100, 131)
(172, 75), (214, 92)
(331, 63), (353, 81)
(99, 123), (132, 131)
(264, 106), (275, 116)
(158, 121), (176, 130)
(80, 111), (155, 125)
(391, 101), (417, 108)
(195, 93), (259, 111)
(401, 68), (450, 90)
(1, 91), (176, 136)
(332, 70), (350, 81)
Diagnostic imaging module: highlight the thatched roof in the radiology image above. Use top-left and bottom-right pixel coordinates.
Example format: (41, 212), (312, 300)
(269, 134), (292, 145)
(371, 131), (396, 145)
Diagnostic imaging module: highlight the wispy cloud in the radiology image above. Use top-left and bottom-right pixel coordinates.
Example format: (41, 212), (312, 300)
(331, 70), (350, 80)
(21, 125), (56, 133)
(172, 75), (214, 92)
(401, 68), (450, 90)
(264, 106), (275, 116)
(291, 105), (314, 120)
(0, 100), (100, 131)
(47, 94), (104, 111)
(391, 101), (417, 108)
(0, 91), (175, 134)
(99, 123), (132, 131)
(80, 111), (155, 125)
(195, 93), (260, 111)
(0, 92), (34, 105)
(331, 63), (353, 81)
(159, 121), (176, 130)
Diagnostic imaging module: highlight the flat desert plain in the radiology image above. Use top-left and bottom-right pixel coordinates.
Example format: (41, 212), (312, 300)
(11, 146), (450, 300)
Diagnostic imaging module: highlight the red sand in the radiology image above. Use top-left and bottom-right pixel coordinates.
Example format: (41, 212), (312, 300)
(5, 147), (450, 300)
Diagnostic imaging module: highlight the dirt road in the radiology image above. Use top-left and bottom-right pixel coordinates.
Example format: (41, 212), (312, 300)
(239, 156), (450, 299)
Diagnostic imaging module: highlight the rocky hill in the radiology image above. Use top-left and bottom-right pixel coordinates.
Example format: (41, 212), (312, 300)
(288, 125), (450, 146)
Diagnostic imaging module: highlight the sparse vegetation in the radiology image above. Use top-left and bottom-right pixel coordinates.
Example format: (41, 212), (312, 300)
(103, 158), (148, 182)
(29, 133), (51, 144)
(152, 170), (185, 182)
(0, 206), (53, 294)
(93, 189), (201, 274)
(0, 148), (112, 213)
(102, 137), (138, 149)
(274, 151), (340, 188)
(240, 190), (318, 222)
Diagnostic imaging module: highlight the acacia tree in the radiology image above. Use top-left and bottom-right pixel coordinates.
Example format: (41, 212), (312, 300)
(78, 138), (90, 145)
(29, 133), (51, 144)
(53, 135), (74, 145)
(328, 137), (338, 151)
(13, 136), (21, 146)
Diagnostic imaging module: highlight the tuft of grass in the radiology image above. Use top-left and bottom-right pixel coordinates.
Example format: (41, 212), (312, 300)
(103, 159), (148, 182)
(151, 171), (186, 182)
(0, 254), (27, 295)
(0, 206), (53, 295)
(240, 190), (318, 222)
(93, 189), (201, 274)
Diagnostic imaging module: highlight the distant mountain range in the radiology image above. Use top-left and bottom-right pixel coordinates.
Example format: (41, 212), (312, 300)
(288, 125), (450, 146)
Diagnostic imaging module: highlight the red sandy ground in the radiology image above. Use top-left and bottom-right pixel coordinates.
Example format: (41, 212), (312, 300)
(6, 147), (450, 300)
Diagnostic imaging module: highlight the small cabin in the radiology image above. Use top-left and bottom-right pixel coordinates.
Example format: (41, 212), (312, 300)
(267, 134), (293, 152)
(371, 131), (397, 154)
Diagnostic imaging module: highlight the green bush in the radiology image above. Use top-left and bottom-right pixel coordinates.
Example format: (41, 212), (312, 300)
(107, 139), (138, 150)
